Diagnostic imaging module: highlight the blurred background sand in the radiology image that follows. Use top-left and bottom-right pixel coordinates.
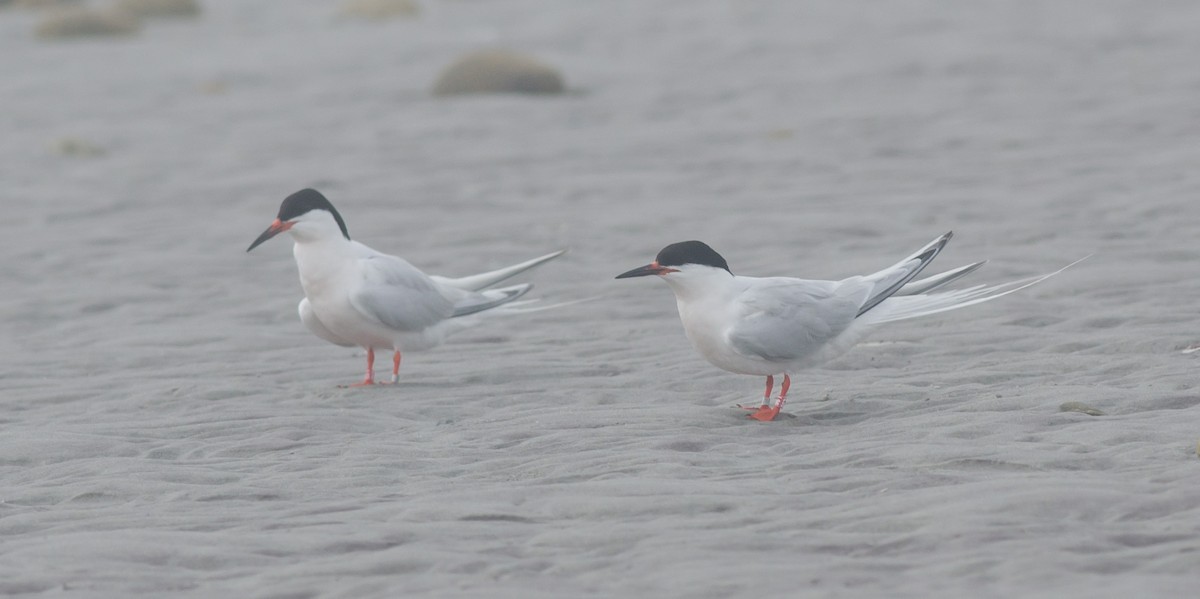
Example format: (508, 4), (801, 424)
(1, 0), (1198, 596)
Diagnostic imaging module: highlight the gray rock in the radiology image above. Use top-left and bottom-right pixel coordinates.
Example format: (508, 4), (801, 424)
(433, 50), (565, 96)
(114, 0), (201, 19)
(339, 0), (419, 20)
(35, 8), (140, 39)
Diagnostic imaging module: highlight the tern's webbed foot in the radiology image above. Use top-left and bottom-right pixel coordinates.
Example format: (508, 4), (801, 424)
(747, 405), (781, 422)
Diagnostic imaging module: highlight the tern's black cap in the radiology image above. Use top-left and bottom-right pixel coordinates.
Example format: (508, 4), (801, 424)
(656, 241), (731, 273)
(279, 188), (350, 240)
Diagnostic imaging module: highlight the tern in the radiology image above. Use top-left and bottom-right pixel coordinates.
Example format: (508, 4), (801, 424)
(616, 232), (1079, 421)
(247, 188), (565, 386)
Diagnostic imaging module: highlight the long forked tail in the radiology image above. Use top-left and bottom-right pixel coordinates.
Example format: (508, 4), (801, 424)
(864, 257), (1088, 324)
(451, 286), (598, 318)
(451, 283), (532, 317)
(432, 249), (567, 292)
(895, 260), (986, 296)
(857, 232), (954, 317)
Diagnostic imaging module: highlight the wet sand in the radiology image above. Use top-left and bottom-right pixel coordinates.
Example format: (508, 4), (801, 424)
(2, 0), (1198, 596)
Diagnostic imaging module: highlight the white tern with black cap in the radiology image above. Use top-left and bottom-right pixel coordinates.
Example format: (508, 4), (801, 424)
(616, 232), (1082, 421)
(248, 188), (565, 386)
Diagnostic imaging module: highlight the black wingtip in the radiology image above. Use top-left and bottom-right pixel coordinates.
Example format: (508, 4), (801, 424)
(855, 233), (954, 318)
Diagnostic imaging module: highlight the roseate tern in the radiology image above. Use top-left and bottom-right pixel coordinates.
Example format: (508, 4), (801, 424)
(616, 232), (1079, 421)
(248, 188), (565, 386)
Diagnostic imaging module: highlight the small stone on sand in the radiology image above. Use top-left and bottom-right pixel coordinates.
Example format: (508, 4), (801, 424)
(197, 80), (228, 95)
(1059, 401), (1104, 416)
(113, 0), (201, 19)
(14, 0), (84, 10)
(35, 8), (140, 38)
(339, 0), (419, 20)
(52, 138), (106, 157)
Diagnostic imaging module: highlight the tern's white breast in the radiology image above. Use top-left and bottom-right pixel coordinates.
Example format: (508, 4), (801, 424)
(675, 294), (780, 376)
(293, 241), (395, 349)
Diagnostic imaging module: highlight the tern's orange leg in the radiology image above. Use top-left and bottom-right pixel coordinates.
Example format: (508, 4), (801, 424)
(738, 375), (774, 410)
(390, 351), (402, 384)
(342, 347), (377, 387)
(748, 374), (790, 422)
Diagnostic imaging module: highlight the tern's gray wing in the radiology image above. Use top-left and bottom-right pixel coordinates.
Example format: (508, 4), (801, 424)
(349, 254), (457, 332)
(726, 278), (864, 362)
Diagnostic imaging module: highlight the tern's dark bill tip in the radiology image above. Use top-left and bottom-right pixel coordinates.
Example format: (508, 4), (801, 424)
(246, 224), (278, 252)
(616, 263), (671, 278)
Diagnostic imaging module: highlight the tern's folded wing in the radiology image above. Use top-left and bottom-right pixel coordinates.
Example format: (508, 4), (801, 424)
(348, 255), (457, 332)
(726, 279), (862, 363)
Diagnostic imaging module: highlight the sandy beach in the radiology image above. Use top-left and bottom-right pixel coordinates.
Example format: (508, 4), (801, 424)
(2, 0), (1198, 596)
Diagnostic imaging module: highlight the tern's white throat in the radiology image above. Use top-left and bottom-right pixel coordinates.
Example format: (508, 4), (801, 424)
(661, 264), (737, 303)
(286, 210), (350, 246)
